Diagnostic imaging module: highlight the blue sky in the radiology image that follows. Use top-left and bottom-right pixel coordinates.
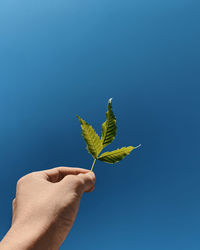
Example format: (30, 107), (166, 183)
(0, 0), (200, 249)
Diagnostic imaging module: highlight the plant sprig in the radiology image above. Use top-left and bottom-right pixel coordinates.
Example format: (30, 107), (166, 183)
(77, 98), (141, 171)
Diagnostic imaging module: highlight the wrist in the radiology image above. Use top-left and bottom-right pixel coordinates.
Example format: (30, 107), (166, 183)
(0, 226), (34, 250)
(0, 223), (59, 250)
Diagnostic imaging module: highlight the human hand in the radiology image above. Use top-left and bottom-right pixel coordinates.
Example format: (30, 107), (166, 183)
(0, 167), (96, 250)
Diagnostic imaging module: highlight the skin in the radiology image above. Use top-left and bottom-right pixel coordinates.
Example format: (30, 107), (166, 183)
(0, 167), (96, 250)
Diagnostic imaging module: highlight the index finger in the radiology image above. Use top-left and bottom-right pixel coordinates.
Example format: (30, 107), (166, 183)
(37, 166), (90, 183)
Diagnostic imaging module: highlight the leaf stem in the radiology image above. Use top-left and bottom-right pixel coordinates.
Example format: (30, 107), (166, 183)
(90, 158), (97, 172)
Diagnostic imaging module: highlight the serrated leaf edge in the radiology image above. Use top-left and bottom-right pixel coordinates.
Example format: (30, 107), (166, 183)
(76, 115), (103, 159)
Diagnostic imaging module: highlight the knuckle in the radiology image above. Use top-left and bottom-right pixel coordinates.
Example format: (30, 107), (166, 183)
(67, 175), (83, 187)
(75, 176), (85, 187)
(12, 198), (16, 206)
(16, 172), (32, 186)
(67, 175), (77, 183)
(26, 172), (37, 177)
(17, 177), (25, 186)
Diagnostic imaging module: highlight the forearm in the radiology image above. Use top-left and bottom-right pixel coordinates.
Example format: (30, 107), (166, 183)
(0, 224), (59, 250)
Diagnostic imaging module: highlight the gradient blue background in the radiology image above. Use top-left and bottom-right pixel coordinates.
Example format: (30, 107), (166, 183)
(0, 0), (200, 249)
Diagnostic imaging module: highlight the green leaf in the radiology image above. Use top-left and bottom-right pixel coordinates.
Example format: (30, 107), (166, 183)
(77, 115), (103, 159)
(98, 146), (136, 164)
(101, 98), (117, 148)
(76, 98), (141, 171)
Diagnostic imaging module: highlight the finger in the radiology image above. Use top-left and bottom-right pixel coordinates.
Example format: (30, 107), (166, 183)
(35, 167), (90, 183)
(77, 172), (96, 193)
(61, 171), (96, 194)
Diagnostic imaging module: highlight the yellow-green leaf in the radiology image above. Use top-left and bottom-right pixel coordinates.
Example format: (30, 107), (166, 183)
(98, 146), (137, 164)
(101, 98), (117, 148)
(77, 115), (103, 159)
